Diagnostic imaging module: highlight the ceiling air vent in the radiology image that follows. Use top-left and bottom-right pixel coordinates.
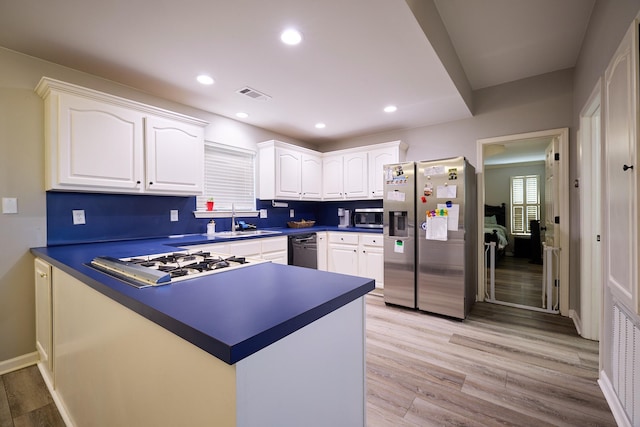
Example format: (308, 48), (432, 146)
(236, 87), (272, 101)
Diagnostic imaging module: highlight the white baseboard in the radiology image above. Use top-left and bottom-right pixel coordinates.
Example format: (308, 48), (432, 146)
(569, 309), (583, 337)
(599, 370), (632, 427)
(0, 352), (38, 375)
(37, 363), (74, 427)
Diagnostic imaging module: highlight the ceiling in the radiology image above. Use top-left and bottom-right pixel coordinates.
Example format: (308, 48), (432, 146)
(0, 0), (594, 145)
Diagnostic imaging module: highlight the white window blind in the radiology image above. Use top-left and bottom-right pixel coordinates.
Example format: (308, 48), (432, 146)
(510, 175), (539, 234)
(197, 142), (256, 211)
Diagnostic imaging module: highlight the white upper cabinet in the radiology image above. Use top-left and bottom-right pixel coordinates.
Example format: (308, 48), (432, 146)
(300, 153), (322, 199)
(259, 140), (406, 201)
(145, 116), (204, 194)
(322, 152), (367, 200)
(322, 155), (345, 199)
(35, 77), (207, 196)
(343, 152), (368, 199)
(368, 144), (402, 198)
(258, 140), (322, 200)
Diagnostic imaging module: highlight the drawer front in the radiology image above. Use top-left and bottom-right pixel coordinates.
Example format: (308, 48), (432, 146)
(261, 236), (288, 253)
(359, 234), (382, 247)
(328, 232), (359, 245)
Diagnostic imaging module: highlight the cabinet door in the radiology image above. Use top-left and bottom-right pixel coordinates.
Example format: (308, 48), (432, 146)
(359, 246), (384, 289)
(368, 148), (398, 198)
(323, 155), (344, 199)
(35, 258), (52, 374)
(603, 21), (639, 313)
(227, 240), (262, 258)
(316, 232), (328, 271)
(343, 152), (368, 199)
(56, 94), (144, 191)
(145, 116), (204, 195)
(301, 154), (322, 199)
(328, 243), (359, 275)
(275, 147), (302, 198)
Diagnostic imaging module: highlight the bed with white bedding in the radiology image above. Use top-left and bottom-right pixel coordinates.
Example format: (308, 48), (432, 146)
(484, 203), (509, 264)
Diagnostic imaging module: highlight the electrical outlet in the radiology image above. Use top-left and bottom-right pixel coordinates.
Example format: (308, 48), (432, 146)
(260, 209), (268, 219)
(289, 209), (295, 218)
(170, 210), (179, 222)
(72, 210), (86, 225)
(2, 197), (17, 214)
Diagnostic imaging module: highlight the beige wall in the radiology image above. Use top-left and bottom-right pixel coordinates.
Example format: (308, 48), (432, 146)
(0, 47), (304, 364)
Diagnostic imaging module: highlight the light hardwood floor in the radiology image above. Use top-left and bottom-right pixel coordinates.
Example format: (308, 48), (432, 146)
(0, 365), (64, 427)
(366, 294), (615, 426)
(491, 255), (544, 308)
(2, 295), (614, 427)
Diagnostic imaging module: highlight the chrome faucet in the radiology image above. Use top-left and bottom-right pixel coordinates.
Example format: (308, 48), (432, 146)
(231, 203), (237, 231)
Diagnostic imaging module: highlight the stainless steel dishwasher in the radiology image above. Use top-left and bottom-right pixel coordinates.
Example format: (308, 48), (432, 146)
(288, 233), (318, 269)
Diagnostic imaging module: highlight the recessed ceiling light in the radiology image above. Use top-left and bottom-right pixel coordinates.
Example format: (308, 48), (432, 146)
(384, 105), (397, 113)
(315, 122), (326, 129)
(197, 74), (214, 85)
(281, 28), (302, 45)
(236, 112), (249, 119)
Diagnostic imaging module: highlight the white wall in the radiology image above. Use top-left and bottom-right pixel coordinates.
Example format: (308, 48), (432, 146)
(0, 47), (305, 364)
(321, 68), (573, 169)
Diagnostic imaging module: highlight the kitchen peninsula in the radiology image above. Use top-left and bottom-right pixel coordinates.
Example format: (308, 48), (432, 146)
(31, 234), (373, 427)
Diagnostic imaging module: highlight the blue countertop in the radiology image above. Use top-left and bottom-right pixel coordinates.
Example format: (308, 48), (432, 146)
(31, 228), (375, 365)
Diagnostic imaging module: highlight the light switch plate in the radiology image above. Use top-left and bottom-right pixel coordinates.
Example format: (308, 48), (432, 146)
(170, 210), (179, 222)
(260, 209), (268, 219)
(72, 210), (86, 225)
(289, 209), (295, 218)
(2, 197), (17, 214)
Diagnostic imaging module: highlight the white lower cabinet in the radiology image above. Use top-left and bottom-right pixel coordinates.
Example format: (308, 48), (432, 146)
(327, 232), (383, 288)
(358, 234), (384, 289)
(34, 258), (53, 385)
(328, 233), (360, 276)
(183, 236), (287, 265)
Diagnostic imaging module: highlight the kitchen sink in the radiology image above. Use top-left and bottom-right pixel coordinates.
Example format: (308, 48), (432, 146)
(208, 230), (282, 238)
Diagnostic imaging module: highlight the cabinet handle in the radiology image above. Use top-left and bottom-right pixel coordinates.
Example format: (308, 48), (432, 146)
(136, 180), (141, 185)
(149, 182), (153, 185)
(623, 164), (634, 171)
(39, 272), (47, 278)
(353, 249), (357, 253)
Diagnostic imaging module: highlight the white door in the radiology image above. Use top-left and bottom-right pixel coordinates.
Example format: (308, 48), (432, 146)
(35, 259), (52, 375)
(544, 137), (559, 247)
(603, 21), (638, 313)
(542, 137), (560, 309)
(579, 86), (602, 340)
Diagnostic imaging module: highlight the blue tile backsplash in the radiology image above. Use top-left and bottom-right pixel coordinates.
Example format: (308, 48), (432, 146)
(46, 192), (382, 245)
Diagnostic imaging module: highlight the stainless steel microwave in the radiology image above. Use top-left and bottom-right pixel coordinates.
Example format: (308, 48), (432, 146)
(353, 208), (383, 228)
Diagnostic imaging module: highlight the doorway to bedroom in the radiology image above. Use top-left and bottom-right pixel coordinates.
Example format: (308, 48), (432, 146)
(477, 129), (569, 315)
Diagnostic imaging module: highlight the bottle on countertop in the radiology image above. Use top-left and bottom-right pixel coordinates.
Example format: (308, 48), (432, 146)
(207, 220), (216, 236)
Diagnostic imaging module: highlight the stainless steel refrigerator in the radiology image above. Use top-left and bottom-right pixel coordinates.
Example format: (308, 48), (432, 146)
(383, 157), (477, 319)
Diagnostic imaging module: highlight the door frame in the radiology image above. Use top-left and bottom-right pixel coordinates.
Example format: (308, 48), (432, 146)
(477, 128), (570, 315)
(578, 79), (602, 340)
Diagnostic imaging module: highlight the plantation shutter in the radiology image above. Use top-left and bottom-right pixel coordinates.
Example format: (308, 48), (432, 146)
(197, 142), (256, 211)
(511, 175), (539, 234)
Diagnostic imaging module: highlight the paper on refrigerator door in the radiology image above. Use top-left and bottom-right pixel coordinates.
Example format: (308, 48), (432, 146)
(426, 210), (448, 241)
(386, 191), (406, 202)
(437, 203), (459, 231)
(436, 184), (457, 198)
